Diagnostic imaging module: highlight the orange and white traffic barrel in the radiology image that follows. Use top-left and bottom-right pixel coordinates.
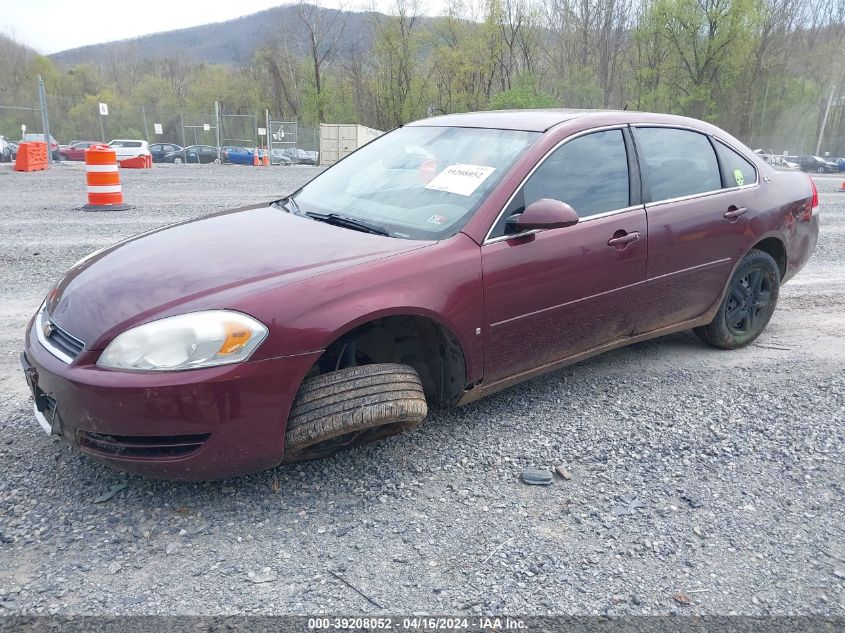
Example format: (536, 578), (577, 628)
(82, 144), (133, 211)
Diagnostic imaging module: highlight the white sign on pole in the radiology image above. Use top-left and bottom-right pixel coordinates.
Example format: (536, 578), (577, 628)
(203, 123), (210, 132)
(154, 123), (163, 135)
(257, 127), (267, 136)
(99, 103), (109, 116)
(21, 124), (26, 133)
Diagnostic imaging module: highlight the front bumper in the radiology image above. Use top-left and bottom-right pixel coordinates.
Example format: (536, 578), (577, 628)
(22, 317), (321, 480)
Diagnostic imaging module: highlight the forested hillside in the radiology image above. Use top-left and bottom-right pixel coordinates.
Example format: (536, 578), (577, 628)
(2, 0), (843, 154)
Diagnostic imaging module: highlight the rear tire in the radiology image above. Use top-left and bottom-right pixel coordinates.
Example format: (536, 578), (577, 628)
(283, 363), (427, 463)
(694, 249), (780, 350)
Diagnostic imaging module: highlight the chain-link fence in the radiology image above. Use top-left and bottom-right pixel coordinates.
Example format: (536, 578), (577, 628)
(0, 105), (44, 140)
(6, 79), (844, 165)
(3, 82), (328, 159)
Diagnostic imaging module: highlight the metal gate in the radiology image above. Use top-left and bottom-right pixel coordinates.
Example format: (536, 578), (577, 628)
(267, 117), (299, 163)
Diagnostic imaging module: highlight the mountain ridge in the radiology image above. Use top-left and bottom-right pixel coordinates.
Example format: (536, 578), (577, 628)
(49, 5), (382, 66)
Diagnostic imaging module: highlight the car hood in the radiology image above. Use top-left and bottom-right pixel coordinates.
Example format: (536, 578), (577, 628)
(45, 205), (433, 349)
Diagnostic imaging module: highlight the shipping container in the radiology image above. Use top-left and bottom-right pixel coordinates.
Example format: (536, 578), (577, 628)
(319, 124), (383, 166)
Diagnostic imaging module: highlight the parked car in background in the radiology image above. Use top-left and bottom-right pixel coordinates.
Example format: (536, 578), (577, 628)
(221, 146), (254, 165)
(0, 136), (11, 162)
(149, 143), (183, 163)
(270, 149), (293, 166)
(799, 155), (838, 173)
(162, 144), (220, 164)
(22, 109), (819, 480)
(22, 133), (60, 160)
(8, 141), (18, 161)
(834, 157), (845, 172)
(59, 141), (100, 161)
(108, 139), (151, 161)
(279, 147), (318, 165)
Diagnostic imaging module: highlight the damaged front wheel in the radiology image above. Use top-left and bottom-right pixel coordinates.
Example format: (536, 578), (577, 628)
(282, 363), (428, 463)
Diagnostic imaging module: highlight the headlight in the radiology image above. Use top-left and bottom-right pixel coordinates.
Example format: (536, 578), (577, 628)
(97, 310), (268, 371)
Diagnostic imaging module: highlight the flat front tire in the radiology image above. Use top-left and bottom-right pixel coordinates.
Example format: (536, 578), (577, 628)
(694, 249), (780, 349)
(283, 363), (428, 463)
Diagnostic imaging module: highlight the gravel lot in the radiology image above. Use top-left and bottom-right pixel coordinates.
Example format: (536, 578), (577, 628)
(0, 163), (843, 617)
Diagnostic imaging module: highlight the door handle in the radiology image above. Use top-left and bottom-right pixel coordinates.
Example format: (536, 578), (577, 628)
(607, 231), (640, 247)
(723, 206), (748, 220)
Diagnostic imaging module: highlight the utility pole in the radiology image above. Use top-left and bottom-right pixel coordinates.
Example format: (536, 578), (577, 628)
(215, 101), (221, 161)
(141, 106), (150, 142)
(815, 84), (836, 156)
(265, 108), (271, 154)
(37, 75), (52, 165)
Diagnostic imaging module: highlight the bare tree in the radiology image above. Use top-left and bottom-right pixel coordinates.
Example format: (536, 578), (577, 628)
(297, 0), (352, 123)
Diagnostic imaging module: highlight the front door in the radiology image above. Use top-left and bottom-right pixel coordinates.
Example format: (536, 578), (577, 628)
(481, 128), (648, 383)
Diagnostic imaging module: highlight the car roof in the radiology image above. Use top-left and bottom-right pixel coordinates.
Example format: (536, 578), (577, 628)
(407, 109), (717, 133)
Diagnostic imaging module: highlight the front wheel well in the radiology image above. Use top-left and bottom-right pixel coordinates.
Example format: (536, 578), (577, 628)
(305, 315), (467, 406)
(751, 237), (786, 279)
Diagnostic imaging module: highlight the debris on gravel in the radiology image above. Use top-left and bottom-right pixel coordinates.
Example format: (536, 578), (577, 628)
(522, 468), (554, 485)
(554, 465), (573, 480)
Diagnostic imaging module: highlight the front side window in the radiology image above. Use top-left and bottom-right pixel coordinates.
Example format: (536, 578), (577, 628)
(291, 126), (539, 240)
(715, 141), (757, 188)
(635, 127), (721, 201)
(489, 129), (630, 238)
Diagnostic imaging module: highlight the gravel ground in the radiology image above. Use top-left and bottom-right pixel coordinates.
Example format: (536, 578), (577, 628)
(0, 163), (842, 617)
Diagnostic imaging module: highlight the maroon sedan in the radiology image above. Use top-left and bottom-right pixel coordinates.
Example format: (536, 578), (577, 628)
(22, 110), (819, 480)
(59, 141), (100, 161)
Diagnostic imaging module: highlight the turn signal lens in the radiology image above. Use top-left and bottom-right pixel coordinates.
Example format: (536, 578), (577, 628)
(219, 321), (253, 355)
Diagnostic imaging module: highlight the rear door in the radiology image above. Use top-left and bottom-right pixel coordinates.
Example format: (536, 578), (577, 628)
(631, 126), (759, 332)
(481, 127), (648, 382)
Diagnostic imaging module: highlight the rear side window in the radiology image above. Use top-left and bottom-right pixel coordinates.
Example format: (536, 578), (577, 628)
(636, 128), (721, 201)
(715, 141), (757, 187)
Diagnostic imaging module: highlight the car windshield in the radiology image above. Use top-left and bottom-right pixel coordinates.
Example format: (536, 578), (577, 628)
(110, 141), (142, 148)
(291, 126), (539, 240)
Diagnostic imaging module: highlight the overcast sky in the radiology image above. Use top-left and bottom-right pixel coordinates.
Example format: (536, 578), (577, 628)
(2, 0), (445, 55)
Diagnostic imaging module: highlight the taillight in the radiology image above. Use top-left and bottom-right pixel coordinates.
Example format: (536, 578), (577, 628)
(802, 175), (818, 221)
(809, 175), (819, 209)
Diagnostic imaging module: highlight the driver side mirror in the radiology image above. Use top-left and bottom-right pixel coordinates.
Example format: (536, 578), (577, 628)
(507, 198), (579, 232)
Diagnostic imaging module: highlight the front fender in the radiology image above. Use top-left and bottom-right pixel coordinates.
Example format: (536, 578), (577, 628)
(240, 233), (485, 384)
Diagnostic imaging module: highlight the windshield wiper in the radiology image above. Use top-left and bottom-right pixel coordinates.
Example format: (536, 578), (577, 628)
(307, 212), (391, 237)
(275, 194), (303, 216)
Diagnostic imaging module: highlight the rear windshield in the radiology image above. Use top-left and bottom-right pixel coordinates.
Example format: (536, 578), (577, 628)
(291, 126), (539, 240)
(110, 141), (142, 148)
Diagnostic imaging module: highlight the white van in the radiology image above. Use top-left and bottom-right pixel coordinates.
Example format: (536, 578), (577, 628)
(108, 139), (150, 159)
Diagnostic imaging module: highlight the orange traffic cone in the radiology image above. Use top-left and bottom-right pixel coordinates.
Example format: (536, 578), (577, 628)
(83, 144), (133, 211)
(262, 148), (269, 167)
(252, 149), (260, 167)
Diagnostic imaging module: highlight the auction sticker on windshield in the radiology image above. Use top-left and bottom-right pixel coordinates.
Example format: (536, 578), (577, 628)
(424, 164), (496, 196)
